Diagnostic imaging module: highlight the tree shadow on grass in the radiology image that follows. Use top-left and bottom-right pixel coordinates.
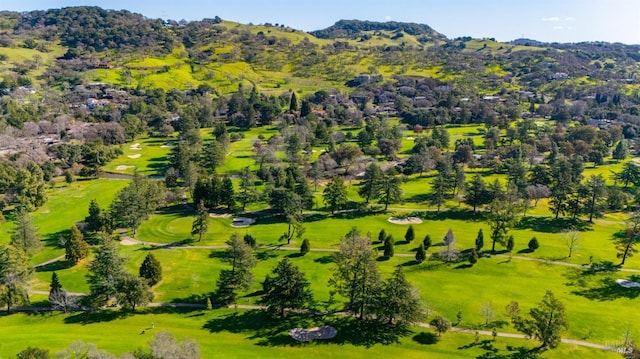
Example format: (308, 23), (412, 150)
(64, 306), (201, 325)
(420, 209), (487, 222)
(514, 217), (592, 233)
(314, 255), (334, 264)
(44, 229), (70, 248)
(476, 344), (542, 359)
(413, 331), (439, 344)
(565, 267), (640, 301)
(203, 310), (412, 348)
(35, 259), (73, 272)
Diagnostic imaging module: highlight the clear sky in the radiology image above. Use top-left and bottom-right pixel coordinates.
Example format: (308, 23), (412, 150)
(4, 0), (640, 44)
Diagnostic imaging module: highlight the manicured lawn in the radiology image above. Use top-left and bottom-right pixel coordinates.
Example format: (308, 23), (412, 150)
(0, 309), (620, 359)
(0, 178), (129, 265)
(102, 137), (173, 176)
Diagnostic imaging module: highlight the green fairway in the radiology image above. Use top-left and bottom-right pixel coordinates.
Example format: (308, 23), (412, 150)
(0, 178), (129, 265)
(0, 309), (620, 359)
(102, 137), (173, 176)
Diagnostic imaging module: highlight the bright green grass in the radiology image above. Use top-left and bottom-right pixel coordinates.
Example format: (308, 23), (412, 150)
(0, 309), (615, 359)
(0, 179), (129, 264)
(102, 137), (173, 176)
(29, 246), (640, 346)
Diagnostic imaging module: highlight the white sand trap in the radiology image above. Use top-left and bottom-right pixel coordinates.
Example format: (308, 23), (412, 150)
(130, 143), (141, 150)
(209, 213), (232, 218)
(121, 238), (138, 246)
(115, 165), (135, 171)
(616, 279), (640, 288)
(160, 143), (173, 148)
(406, 136), (415, 140)
(388, 216), (423, 225)
(127, 154), (142, 159)
(290, 326), (337, 342)
(230, 217), (255, 228)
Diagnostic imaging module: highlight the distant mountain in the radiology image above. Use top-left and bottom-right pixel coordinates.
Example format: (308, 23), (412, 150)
(310, 19), (446, 41)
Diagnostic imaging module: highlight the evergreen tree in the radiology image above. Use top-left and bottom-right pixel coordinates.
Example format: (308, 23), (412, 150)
(376, 267), (424, 325)
(191, 200), (209, 242)
(236, 167), (259, 212)
(139, 253), (162, 286)
(377, 173), (403, 210)
(49, 272), (71, 312)
(378, 229), (386, 244)
(404, 225), (415, 243)
(431, 172), (448, 212)
(323, 176), (348, 214)
(383, 234), (395, 258)
(423, 234), (432, 251)
(220, 176), (235, 210)
(415, 243), (426, 263)
(260, 258), (313, 317)
(468, 249), (478, 266)
(65, 224), (89, 265)
(85, 199), (103, 232)
(10, 210), (42, 256)
(506, 235), (515, 252)
(466, 174), (491, 213)
(528, 237), (540, 251)
(330, 228), (381, 319)
(87, 235), (127, 302)
(300, 238), (310, 255)
(613, 140), (629, 161)
(214, 233), (257, 304)
(475, 229), (484, 252)
(358, 163), (383, 204)
(289, 91), (298, 112)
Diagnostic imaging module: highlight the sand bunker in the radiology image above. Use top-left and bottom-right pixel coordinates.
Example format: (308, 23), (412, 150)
(616, 279), (640, 288)
(406, 136), (415, 140)
(127, 154), (141, 159)
(209, 213), (232, 218)
(130, 143), (141, 150)
(120, 238), (138, 246)
(230, 217), (255, 228)
(388, 216), (423, 225)
(290, 326), (337, 342)
(115, 165), (135, 171)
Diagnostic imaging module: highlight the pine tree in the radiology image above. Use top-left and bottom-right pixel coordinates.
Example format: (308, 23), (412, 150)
(613, 140), (629, 161)
(191, 200), (209, 242)
(404, 225), (415, 243)
(378, 229), (386, 244)
(259, 258), (312, 317)
(87, 235), (126, 302)
(528, 237), (540, 251)
(358, 163), (383, 204)
(506, 235), (515, 252)
(49, 272), (71, 312)
(65, 224), (89, 265)
(468, 249), (478, 266)
(139, 253), (162, 286)
(214, 233), (257, 304)
(289, 91), (298, 112)
(423, 234), (432, 251)
(300, 238), (310, 255)
(376, 267), (425, 325)
(323, 176), (348, 214)
(10, 210), (42, 256)
(220, 176), (235, 210)
(384, 234), (395, 258)
(475, 229), (484, 252)
(415, 243), (426, 263)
